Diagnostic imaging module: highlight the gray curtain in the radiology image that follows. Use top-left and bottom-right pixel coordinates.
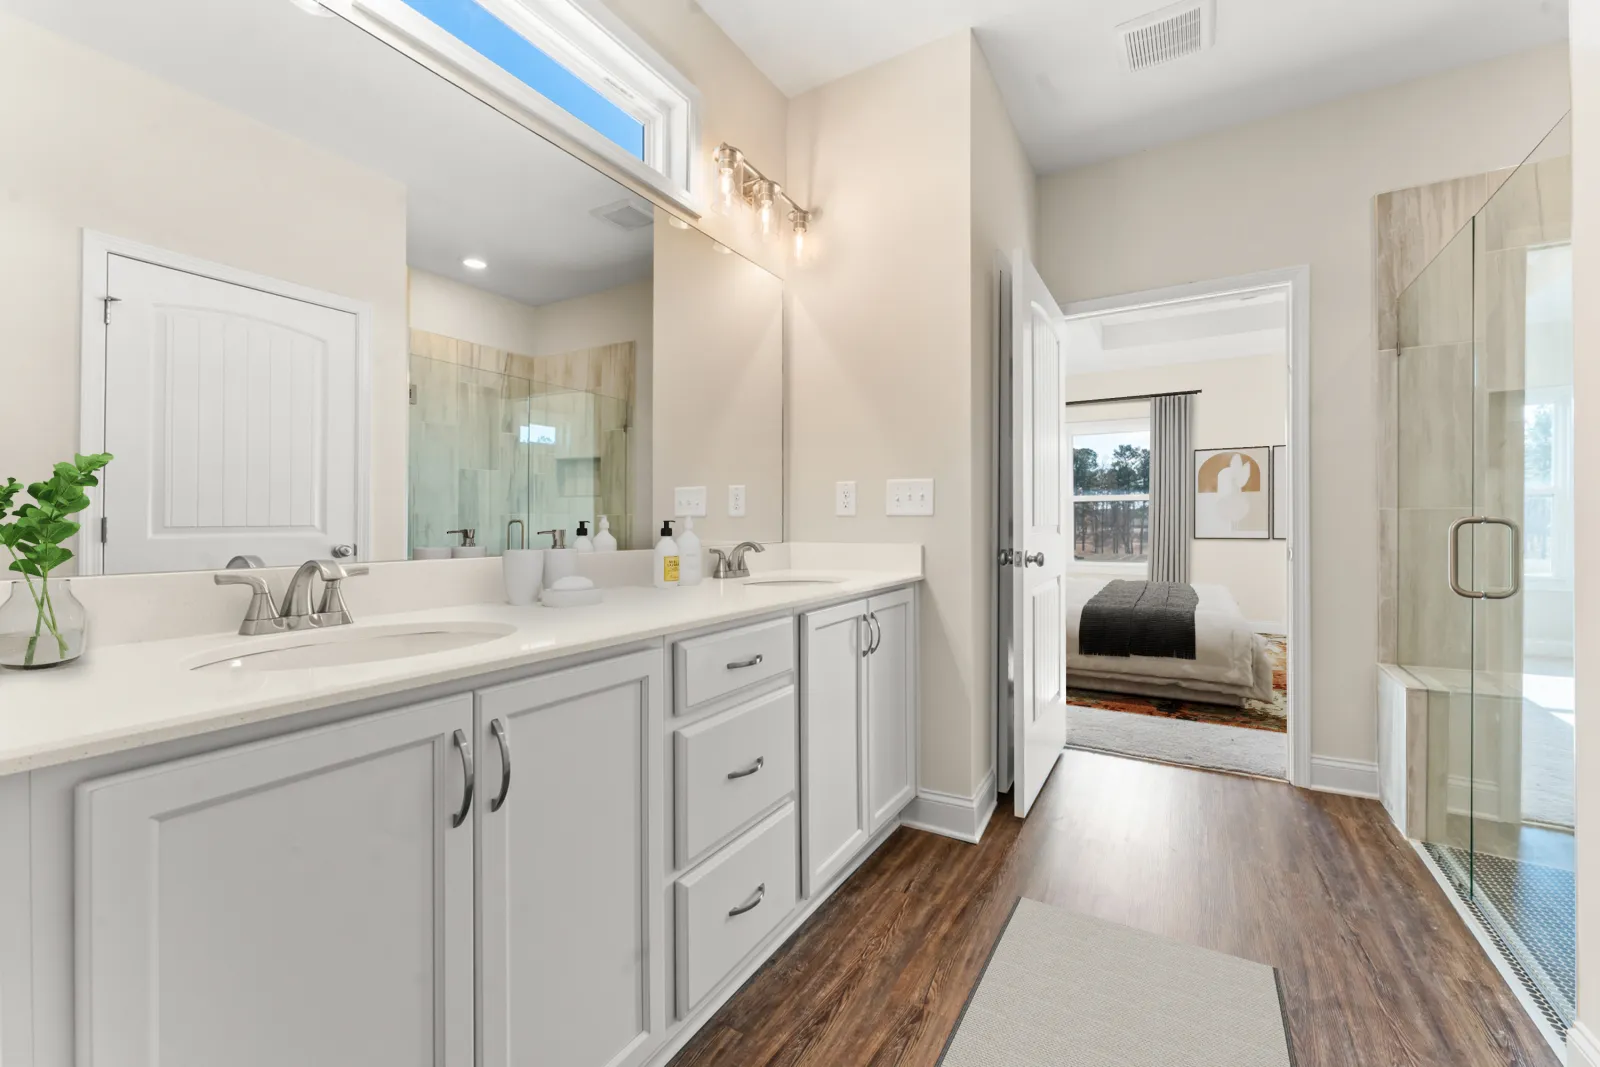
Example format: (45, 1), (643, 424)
(1148, 394), (1193, 584)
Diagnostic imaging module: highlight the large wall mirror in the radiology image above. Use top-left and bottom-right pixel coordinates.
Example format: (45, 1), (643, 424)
(0, 0), (784, 574)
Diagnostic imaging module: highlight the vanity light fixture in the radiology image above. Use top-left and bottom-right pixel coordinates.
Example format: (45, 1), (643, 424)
(462, 257), (488, 270)
(711, 142), (816, 259)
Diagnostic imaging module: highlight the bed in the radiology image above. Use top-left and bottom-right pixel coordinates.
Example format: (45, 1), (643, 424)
(1064, 576), (1274, 706)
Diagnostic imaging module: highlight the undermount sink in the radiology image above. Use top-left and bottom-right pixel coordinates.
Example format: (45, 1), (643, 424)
(188, 622), (517, 673)
(741, 574), (846, 587)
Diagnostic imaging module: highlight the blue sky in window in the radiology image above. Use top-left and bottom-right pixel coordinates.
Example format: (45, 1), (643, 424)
(399, 0), (645, 159)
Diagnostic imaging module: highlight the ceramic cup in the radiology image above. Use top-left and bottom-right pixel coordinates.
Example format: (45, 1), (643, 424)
(502, 549), (545, 606)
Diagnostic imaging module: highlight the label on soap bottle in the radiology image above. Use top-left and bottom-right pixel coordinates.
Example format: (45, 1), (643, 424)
(663, 556), (680, 582)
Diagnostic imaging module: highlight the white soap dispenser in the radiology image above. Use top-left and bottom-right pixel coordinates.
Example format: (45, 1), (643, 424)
(676, 515), (702, 586)
(653, 521), (680, 589)
(574, 520), (595, 553)
(593, 514), (618, 553)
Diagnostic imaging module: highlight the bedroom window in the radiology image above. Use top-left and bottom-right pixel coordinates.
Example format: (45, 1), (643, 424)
(1069, 419), (1151, 569)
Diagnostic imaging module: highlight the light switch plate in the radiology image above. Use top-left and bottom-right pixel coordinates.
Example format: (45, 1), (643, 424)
(886, 478), (934, 516)
(674, 486), (707, 517)
(835, 481), (857, 516)
(727, 485), (747, 517)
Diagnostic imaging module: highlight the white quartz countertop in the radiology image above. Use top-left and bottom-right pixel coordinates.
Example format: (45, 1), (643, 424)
(0, 569), (920, 776)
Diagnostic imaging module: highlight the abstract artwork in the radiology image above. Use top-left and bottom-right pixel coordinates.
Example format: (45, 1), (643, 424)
(1194, 446), (1271, 540)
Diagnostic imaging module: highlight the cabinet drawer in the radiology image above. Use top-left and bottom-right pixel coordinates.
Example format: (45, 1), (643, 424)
(674, 804), (798, 1016)
(674, 687), (796, 866)
(674, 618), (794, 713)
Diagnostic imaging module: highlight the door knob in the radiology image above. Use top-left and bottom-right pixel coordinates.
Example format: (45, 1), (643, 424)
(997, 549), (1016, 567)
(1023, 551), (1045, 567)
(332, 543), (356, 558)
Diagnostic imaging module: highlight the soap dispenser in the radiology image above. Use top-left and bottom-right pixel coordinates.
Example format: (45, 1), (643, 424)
(539, 528), (576, 584)
(653, 521), (680, 589)
(574, 520), (595, 553)
(447, 528), (486, 558)
(676, 515), (702, 586)
(593, 515), (618, 553)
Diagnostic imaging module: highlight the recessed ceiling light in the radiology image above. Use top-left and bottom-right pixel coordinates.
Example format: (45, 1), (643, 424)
(286, 0), (334, 16)
(462, 257), (487, 270)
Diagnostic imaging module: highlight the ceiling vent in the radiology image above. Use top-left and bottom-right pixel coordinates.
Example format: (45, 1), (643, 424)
(1118, 0), (1214, 73)
(591, 198), (655, 231)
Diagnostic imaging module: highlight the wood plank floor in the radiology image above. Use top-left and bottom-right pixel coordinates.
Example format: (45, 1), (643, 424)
(670, 750), (1557, 1067)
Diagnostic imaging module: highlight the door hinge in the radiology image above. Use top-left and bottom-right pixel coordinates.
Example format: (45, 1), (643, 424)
(100, 517), (108, 544)
(102, 295), (121, 326)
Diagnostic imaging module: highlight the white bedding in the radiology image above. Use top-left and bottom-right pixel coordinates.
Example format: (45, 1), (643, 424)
(1064, 577), (1273, 704)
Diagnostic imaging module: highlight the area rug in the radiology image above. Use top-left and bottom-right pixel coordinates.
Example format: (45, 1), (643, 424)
(938, 898), (1295, 1067)
(1066, 634), (1287, 733)
(1065, 704), (1287, 779)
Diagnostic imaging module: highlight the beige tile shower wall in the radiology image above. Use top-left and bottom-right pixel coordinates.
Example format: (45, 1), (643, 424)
(0, 12), (410, 561)
(1037, 43), (1569, 767)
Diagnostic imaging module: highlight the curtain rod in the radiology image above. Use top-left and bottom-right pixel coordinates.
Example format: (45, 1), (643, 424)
(1063, 389), (1201, 408)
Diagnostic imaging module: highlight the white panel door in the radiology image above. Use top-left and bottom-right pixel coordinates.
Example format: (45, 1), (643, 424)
(800, 600), (868, 897)
(1009, 251), (1069, 817)
(866, 587), (916, 833)
(75, 695), (476, 1067)
(101, 253), (360, 573)
(476, 649), (667, 1067)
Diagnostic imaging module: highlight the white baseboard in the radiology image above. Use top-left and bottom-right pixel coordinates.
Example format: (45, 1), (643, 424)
(1307, 755), (1379, 798)
(1570, 1022), (1600, 1067)
(901, 766), (998, 844)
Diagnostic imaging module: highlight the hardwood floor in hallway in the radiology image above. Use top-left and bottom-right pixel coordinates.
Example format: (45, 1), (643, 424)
(669, 749), (1557, 1067)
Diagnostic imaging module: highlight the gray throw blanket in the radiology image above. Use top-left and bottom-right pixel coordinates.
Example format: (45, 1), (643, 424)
(1078, 580), (1199, 660)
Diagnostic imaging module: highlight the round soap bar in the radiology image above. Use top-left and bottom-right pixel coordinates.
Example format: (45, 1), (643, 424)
(550, 575), (595, 591)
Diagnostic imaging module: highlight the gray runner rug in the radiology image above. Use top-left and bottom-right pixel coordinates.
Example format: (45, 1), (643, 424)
(939, 898), (1295, 1066)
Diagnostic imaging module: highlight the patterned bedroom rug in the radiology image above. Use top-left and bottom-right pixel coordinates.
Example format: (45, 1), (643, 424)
(1065, 634), (1288, 733)
(938, 898), (1295, 1067)
(1065, 705), (1287, 779)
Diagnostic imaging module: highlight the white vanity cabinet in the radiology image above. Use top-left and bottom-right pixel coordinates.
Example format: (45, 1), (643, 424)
(475, 649), (667, 1067)
(799, 588), (917, 895)
(74, 694), (477, 1067)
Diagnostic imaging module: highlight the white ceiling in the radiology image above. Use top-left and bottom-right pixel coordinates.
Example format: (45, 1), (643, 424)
(695, 0), (1569, 171)
(4, 0), (652, 307)
(1063, 290), (1286, 376)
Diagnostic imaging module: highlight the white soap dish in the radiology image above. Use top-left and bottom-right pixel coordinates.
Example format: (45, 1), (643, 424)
(541, 575), (602, 608)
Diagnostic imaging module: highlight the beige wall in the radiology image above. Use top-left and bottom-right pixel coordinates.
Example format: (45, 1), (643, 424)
(408, 269), (654, 547)
(1037, 44), (1570, 767)
(0, 12), (410, 559)
(1065, 354), (1290, 628)
(787, 32), (1035, 798)
(1571, 0), (1598, 1051)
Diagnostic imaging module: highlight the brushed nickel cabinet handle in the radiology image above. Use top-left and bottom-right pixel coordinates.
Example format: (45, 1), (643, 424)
(727, 883), (766, 917)
(727, 756), (765, 780)
(726, 654), (764, 670)
(489, 718), (512, 813)
(450, 729), (475, 828)
(868, 613), (881, 655)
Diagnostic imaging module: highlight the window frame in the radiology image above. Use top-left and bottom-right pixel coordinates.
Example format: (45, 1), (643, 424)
(1522, 385), (1573, 589)
(1067, 415), (1152, 577)
(334, 0), (701, 212)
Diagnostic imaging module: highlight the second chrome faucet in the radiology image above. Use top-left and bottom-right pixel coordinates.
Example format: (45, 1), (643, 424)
(214, 559), (369, 636)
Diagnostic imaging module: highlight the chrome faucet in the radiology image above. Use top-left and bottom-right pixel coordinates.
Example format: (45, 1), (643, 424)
(214, 559), (368, 636)
(711, 541), (766, 579)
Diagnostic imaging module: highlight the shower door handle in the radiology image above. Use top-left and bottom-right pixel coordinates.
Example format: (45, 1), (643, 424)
(1447, 516), (1522, 600)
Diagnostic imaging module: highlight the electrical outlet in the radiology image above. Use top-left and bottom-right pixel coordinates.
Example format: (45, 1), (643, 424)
(886, 478), (934, 516)
(674, 486), (707, 517)
(835, 481), (857, 516)
(727, 484), (747, 517)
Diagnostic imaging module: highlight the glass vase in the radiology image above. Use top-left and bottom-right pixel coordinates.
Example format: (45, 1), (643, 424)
(0, 576), (87, 669)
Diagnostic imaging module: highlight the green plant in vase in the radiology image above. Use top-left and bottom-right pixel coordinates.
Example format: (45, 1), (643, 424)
(0, 453), (112, 667)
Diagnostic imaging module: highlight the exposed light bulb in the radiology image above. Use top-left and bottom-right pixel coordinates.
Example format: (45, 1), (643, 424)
(754, 180), (780, 240)
(712, 145), (742, 215)
(790, 210), (811, 262)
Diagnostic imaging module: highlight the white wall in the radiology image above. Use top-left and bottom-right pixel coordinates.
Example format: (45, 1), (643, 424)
(1569, 0), (1598, 1057)
(408, 269), (654, 547)
(0, 12), (411, 561)
(1037, 44), (1570, 766)
(1064, 354), (1289, 628)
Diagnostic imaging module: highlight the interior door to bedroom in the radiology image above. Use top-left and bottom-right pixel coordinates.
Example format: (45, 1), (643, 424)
(1004, 251), (1069, 818)
(97, 252), (362, 574)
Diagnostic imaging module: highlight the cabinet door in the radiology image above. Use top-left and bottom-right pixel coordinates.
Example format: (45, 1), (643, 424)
(867, 587), (917, 832)
(800, 600), (868, 896)
(75, 695), (476, 1067)
(477, 649), (667, 1067)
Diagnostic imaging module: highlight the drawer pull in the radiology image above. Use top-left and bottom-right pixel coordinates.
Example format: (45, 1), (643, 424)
(726, 756), (765, 780)
(726, 654), (765, 670)
(727, 883), (766, 918)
